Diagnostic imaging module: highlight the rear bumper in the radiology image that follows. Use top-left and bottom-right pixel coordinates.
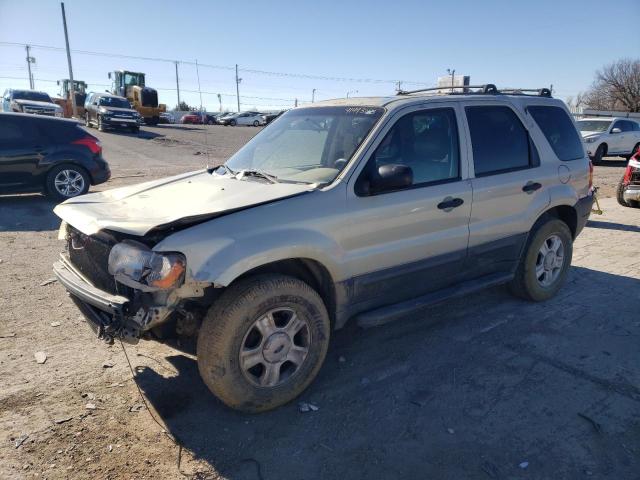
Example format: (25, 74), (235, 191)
(90, 163), (111, 185)
(574, 191), (595, 237)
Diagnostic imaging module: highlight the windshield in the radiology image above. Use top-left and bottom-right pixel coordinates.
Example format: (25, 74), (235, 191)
(13, 90), (52, 103)
(576, 120), (611, 133)
(224, 106), (384, 184)
(124, 72), (144, 86)
(99, 96), (132, 109)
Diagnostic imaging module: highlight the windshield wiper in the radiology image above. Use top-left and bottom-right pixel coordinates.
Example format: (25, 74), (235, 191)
(235, 169), (279, 183)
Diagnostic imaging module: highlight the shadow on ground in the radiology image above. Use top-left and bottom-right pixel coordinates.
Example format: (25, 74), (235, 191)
(587, 219), (640, 233)
(0, 195), (60, 232)
(598, 158), (628, 168)
(134, 266), (640, 480)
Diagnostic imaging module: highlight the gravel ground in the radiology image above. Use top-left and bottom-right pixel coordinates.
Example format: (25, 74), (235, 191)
(1, 124), (638, 479)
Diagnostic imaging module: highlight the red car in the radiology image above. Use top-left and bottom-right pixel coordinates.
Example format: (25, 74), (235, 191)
(617, 151), (640, 208)
(180, 112), (204, 124)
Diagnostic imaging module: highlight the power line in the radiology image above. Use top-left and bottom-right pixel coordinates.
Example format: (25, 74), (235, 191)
(0, 41), (429, 85)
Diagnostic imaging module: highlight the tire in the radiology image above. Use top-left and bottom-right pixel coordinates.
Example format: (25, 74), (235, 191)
(129, 126), (140, 134)
(508, 217), (573, 302)
(45, 164), (90, 202)
(97, 116), (106, 132)
(592, 144), (606, 165)
(197, 274), (330, 413)
(207, 119), (214, 125)
(229, 119), (237, 126)
(253, 120), (259, 127)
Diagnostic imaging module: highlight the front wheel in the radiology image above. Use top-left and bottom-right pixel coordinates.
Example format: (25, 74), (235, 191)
(229, 119), (237, 126)
(253, 120), (259, 127)
(197, 274), (330, 413)
(45, 164), (90, 202)
(97, 115), (106, 132)
(509, 217), (573, 302)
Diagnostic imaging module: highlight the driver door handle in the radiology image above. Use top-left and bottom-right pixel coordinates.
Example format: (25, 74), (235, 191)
(437, 197), (464, 211)
(522, 181), (542, 193)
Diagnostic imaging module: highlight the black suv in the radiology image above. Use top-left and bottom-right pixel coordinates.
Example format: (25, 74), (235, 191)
(84, 92), (142, 133)
(0, 113), (110, 201)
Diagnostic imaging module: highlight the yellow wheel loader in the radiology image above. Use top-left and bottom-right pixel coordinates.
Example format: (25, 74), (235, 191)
(108, 70), (166, 125)
(53, 79), (87, 119)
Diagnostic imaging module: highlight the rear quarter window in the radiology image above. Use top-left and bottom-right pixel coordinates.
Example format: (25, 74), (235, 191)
(527, 106), (584, 161)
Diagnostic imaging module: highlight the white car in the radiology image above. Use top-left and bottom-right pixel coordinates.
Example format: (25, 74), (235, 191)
(219, 111), (265, 127)
(576, 117), (640, 164)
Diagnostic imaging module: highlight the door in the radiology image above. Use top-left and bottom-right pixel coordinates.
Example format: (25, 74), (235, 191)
(618, 120), (637, 154)
(463, 103), (553, 278)
(0, 116), (45, 190)
(237, 113), (249, 125)
(343, 105), (472, 312)
(608, 120), (628, 154)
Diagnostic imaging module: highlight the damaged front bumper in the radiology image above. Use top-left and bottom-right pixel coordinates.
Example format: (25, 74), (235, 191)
(53, 255), (141, 344)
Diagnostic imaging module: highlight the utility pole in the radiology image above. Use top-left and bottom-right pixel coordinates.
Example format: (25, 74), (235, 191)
(346, 90), (358, 98)
(295, 98), (298, 107)
(311, 88), (316, 103)
(25, 45), (35, 89)
(235, 64), (241, 112)
(60, 3), (77, 117)
(395, 81), (402, 92)
(217, 94), (222, 112)
(174, 61), (181, 109)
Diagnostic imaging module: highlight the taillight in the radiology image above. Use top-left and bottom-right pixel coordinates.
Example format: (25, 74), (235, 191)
(588, 160), (593, 190)
(72, 136), (102, 155)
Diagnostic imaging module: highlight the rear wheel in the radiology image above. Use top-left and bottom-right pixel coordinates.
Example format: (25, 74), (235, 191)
(229, 119), (237, 126)
(592, 144), (606, 165)
(45, 164), (90, 202)
(253, 120), (259, 127)
(197, 274), (330, 413)
(509, 217), (573, 302)
(129, 126), (140, 134)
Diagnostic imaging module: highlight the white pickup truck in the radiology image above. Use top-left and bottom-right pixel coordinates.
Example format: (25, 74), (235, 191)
(576, 117), (640, 164)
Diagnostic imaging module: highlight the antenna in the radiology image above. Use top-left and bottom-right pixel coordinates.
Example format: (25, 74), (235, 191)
(194, 59), (211, 170)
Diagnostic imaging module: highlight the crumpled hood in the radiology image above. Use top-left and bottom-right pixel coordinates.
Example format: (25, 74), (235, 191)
(54, 170), (313, 236)
(14, 99), (59, 108)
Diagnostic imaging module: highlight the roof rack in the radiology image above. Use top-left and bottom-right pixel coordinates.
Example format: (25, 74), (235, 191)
(396, 84), (552, 98)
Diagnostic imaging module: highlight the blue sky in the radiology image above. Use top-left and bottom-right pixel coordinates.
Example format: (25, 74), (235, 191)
(1, 0), (638, 111)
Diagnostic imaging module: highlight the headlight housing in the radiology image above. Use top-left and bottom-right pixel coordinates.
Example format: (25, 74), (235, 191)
(585, 136), (598, 143)
(108, 240), (186, 291)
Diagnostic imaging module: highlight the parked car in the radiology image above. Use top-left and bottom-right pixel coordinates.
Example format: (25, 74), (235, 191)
(159, 112), (174, 124)
(215, 112), (235, 124)
(2, 89), (64, 117)
(261, 111), (285, 124)
(181, 112), (204, 124)
(218, 111), (266, 126)
(617, 151), (640, 208)
(84, 92), (143, 133)
(576, 117), (640, 164)
(0, 113), (110, 201)
(52, 85), (593, 412)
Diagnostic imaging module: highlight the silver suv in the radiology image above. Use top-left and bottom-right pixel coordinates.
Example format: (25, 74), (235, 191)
(53, 85), (594, 412)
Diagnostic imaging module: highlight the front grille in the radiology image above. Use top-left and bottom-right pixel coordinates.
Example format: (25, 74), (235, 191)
(631, 170), (640, 185)
(67, 226), (122, 295)
(24, 107), (55, 115)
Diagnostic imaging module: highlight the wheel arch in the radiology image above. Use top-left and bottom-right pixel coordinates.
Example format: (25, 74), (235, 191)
(232, 258), (337, 326)
(537, 204), (578, 238)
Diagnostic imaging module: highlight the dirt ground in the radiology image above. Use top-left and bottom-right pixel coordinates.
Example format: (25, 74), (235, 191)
(1, 124), (639, 480)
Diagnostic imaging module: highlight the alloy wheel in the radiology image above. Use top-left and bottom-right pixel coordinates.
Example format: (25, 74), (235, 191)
(535, 234), (565, 287)
(54, 169), (85, 198)
(239, 307), (310, 388)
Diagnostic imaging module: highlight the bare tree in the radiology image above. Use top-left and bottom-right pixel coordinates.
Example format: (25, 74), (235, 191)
(581, 59), (640, 112)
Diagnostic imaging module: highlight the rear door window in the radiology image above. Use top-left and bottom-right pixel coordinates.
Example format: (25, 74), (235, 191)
(527, 105), (584, 161)
(465, 105), (532, 176)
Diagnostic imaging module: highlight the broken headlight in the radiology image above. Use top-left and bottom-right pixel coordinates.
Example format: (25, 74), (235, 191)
(108, 240), (186, 291)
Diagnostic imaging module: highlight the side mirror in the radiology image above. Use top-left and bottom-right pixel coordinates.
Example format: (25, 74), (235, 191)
(369, 164), (413, 193)
(611, 127), (622, 134)
(92, 102), (98, 106)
